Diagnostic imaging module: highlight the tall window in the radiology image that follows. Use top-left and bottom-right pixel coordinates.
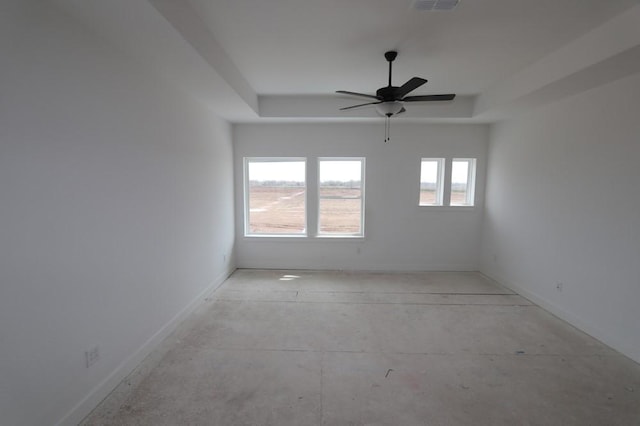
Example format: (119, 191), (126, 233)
(318, 158), (364, 236)
(419, 158), (444, 206)
(244, 158), (306, 236)
(451, 158), (476, 206)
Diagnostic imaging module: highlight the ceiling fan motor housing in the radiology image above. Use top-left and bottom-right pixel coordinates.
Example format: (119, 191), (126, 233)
(376, 86), (400, 101)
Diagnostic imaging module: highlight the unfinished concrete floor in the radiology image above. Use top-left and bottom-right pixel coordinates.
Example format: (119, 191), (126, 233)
(82, 270), (640, 425)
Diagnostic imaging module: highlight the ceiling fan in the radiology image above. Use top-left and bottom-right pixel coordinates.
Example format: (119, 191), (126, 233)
(337, 51), (455, 141)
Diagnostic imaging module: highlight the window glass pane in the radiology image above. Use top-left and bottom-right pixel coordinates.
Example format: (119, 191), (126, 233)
(319, 159), (363, 235)
(246, 160), (306, 234)
(319, 198), (361, 234)
(419, 159), (443, 206)
(451, 159), (475, 206)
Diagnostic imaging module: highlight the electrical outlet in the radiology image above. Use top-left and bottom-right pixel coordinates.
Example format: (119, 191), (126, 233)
(85, 345), (100, 368)
(556, 282), (563, 292)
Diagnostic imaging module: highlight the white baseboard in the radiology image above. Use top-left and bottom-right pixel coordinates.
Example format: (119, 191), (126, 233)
(480, 269), (640, 365)
(55, 266), (236, 426)
(237, 261), (479, 272)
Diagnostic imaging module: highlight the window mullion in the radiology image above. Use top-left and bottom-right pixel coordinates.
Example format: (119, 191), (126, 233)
(468, 159), (476, 206)
(306, 158), (318, 237)
(443, 158), (452, 206)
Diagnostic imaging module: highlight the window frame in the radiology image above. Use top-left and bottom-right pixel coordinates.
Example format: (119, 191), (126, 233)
(450, 158), (477, 207)
(317, 157), (365, 238)
(243, 157), (307, 237)
(418, 158), (445, 207)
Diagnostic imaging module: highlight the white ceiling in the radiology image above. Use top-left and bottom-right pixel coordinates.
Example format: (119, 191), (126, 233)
(187, 0), (635, 96)
(54, 0), (640, 122)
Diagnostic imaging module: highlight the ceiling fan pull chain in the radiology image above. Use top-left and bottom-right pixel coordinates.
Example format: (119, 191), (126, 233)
(385, 116), (390, 143)
(384, 116), (386, 143)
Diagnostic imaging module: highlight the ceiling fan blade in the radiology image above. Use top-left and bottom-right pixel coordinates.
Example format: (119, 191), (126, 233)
(402, 94), (456, 102)
(396, 107), (407, 115)
(394, 77), (428, 98)
(339, 101), (382, 111)
(336, 90), (381, 100)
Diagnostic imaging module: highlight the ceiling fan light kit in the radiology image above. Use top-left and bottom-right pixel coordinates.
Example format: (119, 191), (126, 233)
(337, 50), (456, 142)
(375, 101), (404, 117)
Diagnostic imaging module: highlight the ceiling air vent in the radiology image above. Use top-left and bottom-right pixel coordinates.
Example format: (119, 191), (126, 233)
(411, 0), (459, 11)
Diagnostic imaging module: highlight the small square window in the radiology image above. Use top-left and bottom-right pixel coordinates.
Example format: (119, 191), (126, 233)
(451, 158), (476, 206)
(419, 158), (444, 206)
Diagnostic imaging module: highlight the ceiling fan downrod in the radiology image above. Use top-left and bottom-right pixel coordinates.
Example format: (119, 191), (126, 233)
(385, 50), (397, 87)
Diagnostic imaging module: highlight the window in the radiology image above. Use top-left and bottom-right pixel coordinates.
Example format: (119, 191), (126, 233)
(244, 158), (306, 236)
(318, 158), (365, 236)
(243, 157), (366, 238)
(419, 157), (477, 207)
(451, 158), (476, 206)
(419, 158), (444, 206)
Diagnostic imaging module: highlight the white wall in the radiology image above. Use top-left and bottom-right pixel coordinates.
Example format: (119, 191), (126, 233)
(481, 73), (640, 363)
(234, 122), (488, 271)
(0, 2), (235, 425)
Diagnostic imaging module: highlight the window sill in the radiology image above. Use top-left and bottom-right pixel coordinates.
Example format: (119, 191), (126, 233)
(418, 205), (477, 212)
(316, 234), (365, 239)
(242, 235), (365, 242)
